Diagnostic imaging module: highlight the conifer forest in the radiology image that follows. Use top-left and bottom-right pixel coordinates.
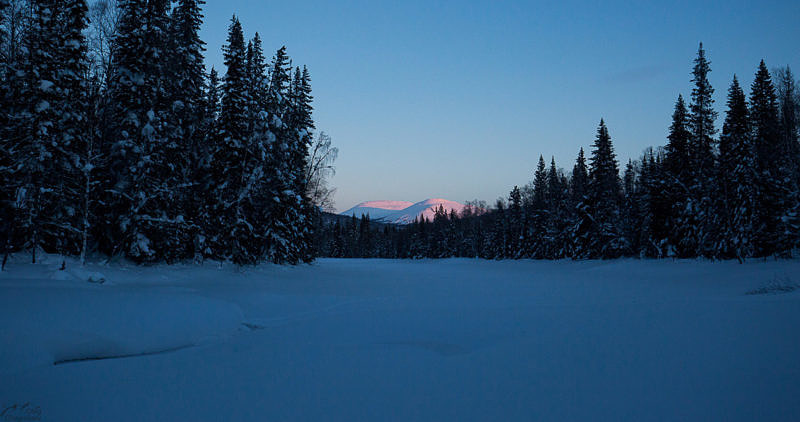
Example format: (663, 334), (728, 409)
(1, 1), (799, 266)
(318, 46), (800, 262)
(1, 0), (317, 266)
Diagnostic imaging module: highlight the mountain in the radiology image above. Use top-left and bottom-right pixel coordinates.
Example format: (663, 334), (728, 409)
(341, 199), (466, 225)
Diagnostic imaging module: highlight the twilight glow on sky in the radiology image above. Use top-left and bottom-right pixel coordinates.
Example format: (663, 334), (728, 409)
(199, 0), (800, 212)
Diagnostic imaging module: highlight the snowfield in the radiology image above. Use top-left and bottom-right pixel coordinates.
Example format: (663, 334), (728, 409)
(1, 256), (800, 421)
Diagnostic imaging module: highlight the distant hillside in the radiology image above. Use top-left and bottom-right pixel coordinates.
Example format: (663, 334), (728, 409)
(340, 198), (466, 225)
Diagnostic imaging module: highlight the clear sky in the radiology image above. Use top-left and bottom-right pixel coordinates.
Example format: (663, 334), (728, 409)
(198, 0), (800, 212)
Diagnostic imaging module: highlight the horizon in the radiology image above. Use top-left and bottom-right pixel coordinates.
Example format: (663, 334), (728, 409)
(200, 0), (800, 212)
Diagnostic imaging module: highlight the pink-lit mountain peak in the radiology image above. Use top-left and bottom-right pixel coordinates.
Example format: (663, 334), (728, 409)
(341, 199), (466, 225)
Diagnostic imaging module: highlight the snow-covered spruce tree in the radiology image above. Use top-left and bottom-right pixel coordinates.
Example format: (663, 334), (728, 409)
(245, 33), (269, 116)
(0, 0), (19, 265)
(262, 46), (298, 264)
(135, 0), (191, 263)
(195, 67), (220, 238)
(203, 67), (221, 131)
(239, 34), (278, 264)
(546, 157), (569, 258)
(682, 43), (718, 258)
(184, 66), (220, 261)
(750, 60), (793, 257)
(99, 0), (175, 262)
(55, 0), (91, 264)
(627, 150), (666, 258)
(235, 33), (274, 265)
(622, 159), (641, 255)
(98, 0), (138, 257)
(0, 0), (7, 39)
(776, 67), (798, 169)
(10, 0), (89, 265)
(288, 65), (317, 263)
(774, 67), (800, 249)
(207, 16), (252, 262)
(11, 0), (57, 263)
(643, 149), (671, 257)
(568, 147), (591, 259)
(507, 185), (523, 257)
(663, 95), (692, 257)
(717, 75), (756, 261)
(487, 199), (508, 259)
(587, 119), (627, 258)
(166, 0), (207, 260)
(527, 155), (548, 258)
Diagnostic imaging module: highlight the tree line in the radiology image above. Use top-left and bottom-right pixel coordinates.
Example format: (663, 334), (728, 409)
(0, 0), (321, 268)
(318, 44), (800, 261)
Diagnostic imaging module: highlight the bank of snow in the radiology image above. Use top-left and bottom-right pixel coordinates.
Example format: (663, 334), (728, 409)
(0, 256), (244, 374)
(1, 256), (799, 421)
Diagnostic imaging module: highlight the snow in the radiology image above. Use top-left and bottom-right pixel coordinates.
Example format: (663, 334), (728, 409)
(341, 198), (467, 224)
(1, 256), (800, 421)
(34, 100), (49, 113)
(38, 80), (54, 92)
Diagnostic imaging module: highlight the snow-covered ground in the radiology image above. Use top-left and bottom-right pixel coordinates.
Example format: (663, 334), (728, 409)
(1, 256), (800, 421)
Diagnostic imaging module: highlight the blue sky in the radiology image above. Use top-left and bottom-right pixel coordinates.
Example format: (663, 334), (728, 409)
(199, 0), (800, 212)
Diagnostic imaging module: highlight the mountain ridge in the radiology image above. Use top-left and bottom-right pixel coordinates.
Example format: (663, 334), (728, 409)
(341, 198), (466, 225)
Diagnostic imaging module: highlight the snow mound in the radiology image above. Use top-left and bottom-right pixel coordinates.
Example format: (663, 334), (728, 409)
(341, 198), (466, 224)
(0, 278), (243, 374)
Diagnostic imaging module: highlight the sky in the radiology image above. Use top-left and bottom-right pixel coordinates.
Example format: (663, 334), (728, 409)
(198, 0), (800, 212)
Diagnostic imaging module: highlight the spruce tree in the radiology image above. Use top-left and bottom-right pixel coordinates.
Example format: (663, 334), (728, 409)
(644, 150), (671, 257)
(587, 119), (626, 258)
(750, 60), (793, 256)
(55, 0), (91, 263)
(689, 44), (717, 179)
(622, 159), (641, 255)
(664, 95), (692, 256)
(204, 67), (221, 124)
(0, 0), (9, 266)
(527, 155), (548, 258)
(776, 67), (798, 166)
(507, 186), (523, 257)
(717, 75), (756, 261)
(684, 43), (718, 257)
(168, 0), (207, 260)
(210, 16), (255, 263)
(136, 0), (191, 262)
(569, 147), (591, 258)
(775, 67), (800, 249)
(263, 46), (297, 264)
(288, 65), (317, 262)
(99, 0), (176, 261)
(546, 157), (568, 258)
(192, 66), (220, 260)
(11, 0), (89, 265)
